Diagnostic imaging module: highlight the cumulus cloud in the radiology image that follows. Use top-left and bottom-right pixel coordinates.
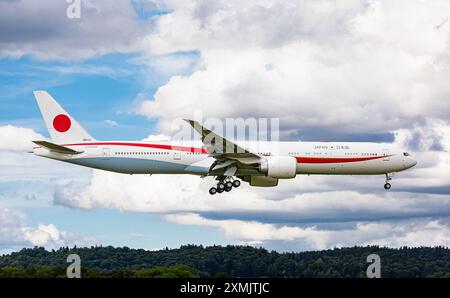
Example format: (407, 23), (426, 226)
(164, 213), (450, 250)
(391, 120), (450, 191)
(141, 134), (171, 142)
(0, 205), (96, 250)
(0, 0), (151, 60)
(0, 125), (46, 151)
(0, 125), (94, 251)
(137, 0), (450, 139)
(164, 212), (329, 248)
(53, 168), (450, 221)
(0, 125), (89, 183)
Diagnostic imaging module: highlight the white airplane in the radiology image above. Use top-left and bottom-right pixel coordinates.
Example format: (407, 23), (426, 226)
(32, 91), (417, 195)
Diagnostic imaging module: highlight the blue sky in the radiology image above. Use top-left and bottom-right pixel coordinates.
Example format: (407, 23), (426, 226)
(0, 48), (219, 252)
(1, 54), (160, 139)
(1, 0), (450, 253)
(0, 0), (217, 252)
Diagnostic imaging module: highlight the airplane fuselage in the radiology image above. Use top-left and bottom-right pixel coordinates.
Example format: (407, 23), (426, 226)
(31, 91), (418, 192)
(33, 140), (417, 176)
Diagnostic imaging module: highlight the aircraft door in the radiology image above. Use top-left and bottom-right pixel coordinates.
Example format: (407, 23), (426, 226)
(173, 151), (181, 160)
(328, 144), (336, 157)
(382, 149), (390, 161)
(102, 148), (110, 159)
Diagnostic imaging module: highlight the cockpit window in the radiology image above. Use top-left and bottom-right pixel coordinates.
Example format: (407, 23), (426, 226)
(403, 152), (410, 156)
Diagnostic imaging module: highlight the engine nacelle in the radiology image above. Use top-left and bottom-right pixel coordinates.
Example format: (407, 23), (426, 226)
(250, 176), (279, 187)
(259, 156), (297, 179)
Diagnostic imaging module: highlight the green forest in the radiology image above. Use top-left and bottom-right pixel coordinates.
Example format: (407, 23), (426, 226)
(0, 245), (449, 278)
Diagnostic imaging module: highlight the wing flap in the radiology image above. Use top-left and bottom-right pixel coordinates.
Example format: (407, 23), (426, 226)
(184, 119), (260, 159)
(185, 119), (263, 177)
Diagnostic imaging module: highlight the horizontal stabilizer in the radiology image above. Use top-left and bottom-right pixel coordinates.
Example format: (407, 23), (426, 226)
(33, 141), (83, 155)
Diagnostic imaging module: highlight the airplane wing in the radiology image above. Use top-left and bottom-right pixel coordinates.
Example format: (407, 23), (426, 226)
(184, 119), (261, 176)
(33, 140), (83, 155)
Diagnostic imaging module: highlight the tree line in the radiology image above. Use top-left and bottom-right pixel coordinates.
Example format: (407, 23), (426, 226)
(0, 245), (449, 278)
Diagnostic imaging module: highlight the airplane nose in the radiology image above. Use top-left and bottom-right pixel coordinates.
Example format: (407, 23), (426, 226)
(402, 156), (417, 170)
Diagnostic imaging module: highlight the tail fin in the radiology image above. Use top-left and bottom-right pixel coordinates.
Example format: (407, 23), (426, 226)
(33, 91), (94, 144)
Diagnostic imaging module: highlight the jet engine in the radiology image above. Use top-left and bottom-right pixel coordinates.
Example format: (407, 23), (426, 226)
(259, 156), (297, 179)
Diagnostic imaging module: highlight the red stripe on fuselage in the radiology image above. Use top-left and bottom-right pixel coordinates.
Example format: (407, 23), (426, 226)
(61, 142), (208, 153)
(61, 142), (391, 164)
(295, 155), (389, 164)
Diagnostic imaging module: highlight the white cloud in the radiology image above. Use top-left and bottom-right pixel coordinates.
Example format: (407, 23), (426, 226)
(39, 65), (134, 78)
(147, 0), (368, 53)
(53, 168), (450, 220)
(0, 125), (45, 151)
(0, 125), (95, 251)
(141, 134), (172, 142)
(164, 213), (450, 250)
(391, 120), (450, 189)
(103, 120), (119, 127)
(23, 224), (64, 247)
(0, 0), (151, 60)
(0, 150), (90, 184)
(0, 205), (96, 250)
(137, 0), (450, 138)
(0, 125), (89, 183)
(164, 212), (329, 249)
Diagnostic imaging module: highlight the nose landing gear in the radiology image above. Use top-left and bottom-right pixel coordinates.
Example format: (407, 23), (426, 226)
(209, 177), (241, 195)
(384, 173), (392, 190)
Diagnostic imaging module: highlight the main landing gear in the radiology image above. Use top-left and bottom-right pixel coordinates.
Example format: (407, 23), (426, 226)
(384, 173), (392, 190)
(209, 178), (241, 195)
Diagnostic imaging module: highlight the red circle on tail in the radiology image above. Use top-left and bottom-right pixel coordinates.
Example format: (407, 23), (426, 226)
(53, 114), (71, 132)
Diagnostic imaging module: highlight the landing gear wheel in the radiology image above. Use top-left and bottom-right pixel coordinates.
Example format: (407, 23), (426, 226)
(225, 187), (232, 192)
(225, 181), (233, 188)
(209, 187), (217, 195)
(384, 183), (391, 190)
(217, 182), (225, 190)
(217, 188), (224, 193)
(232, 180), (241, 188)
